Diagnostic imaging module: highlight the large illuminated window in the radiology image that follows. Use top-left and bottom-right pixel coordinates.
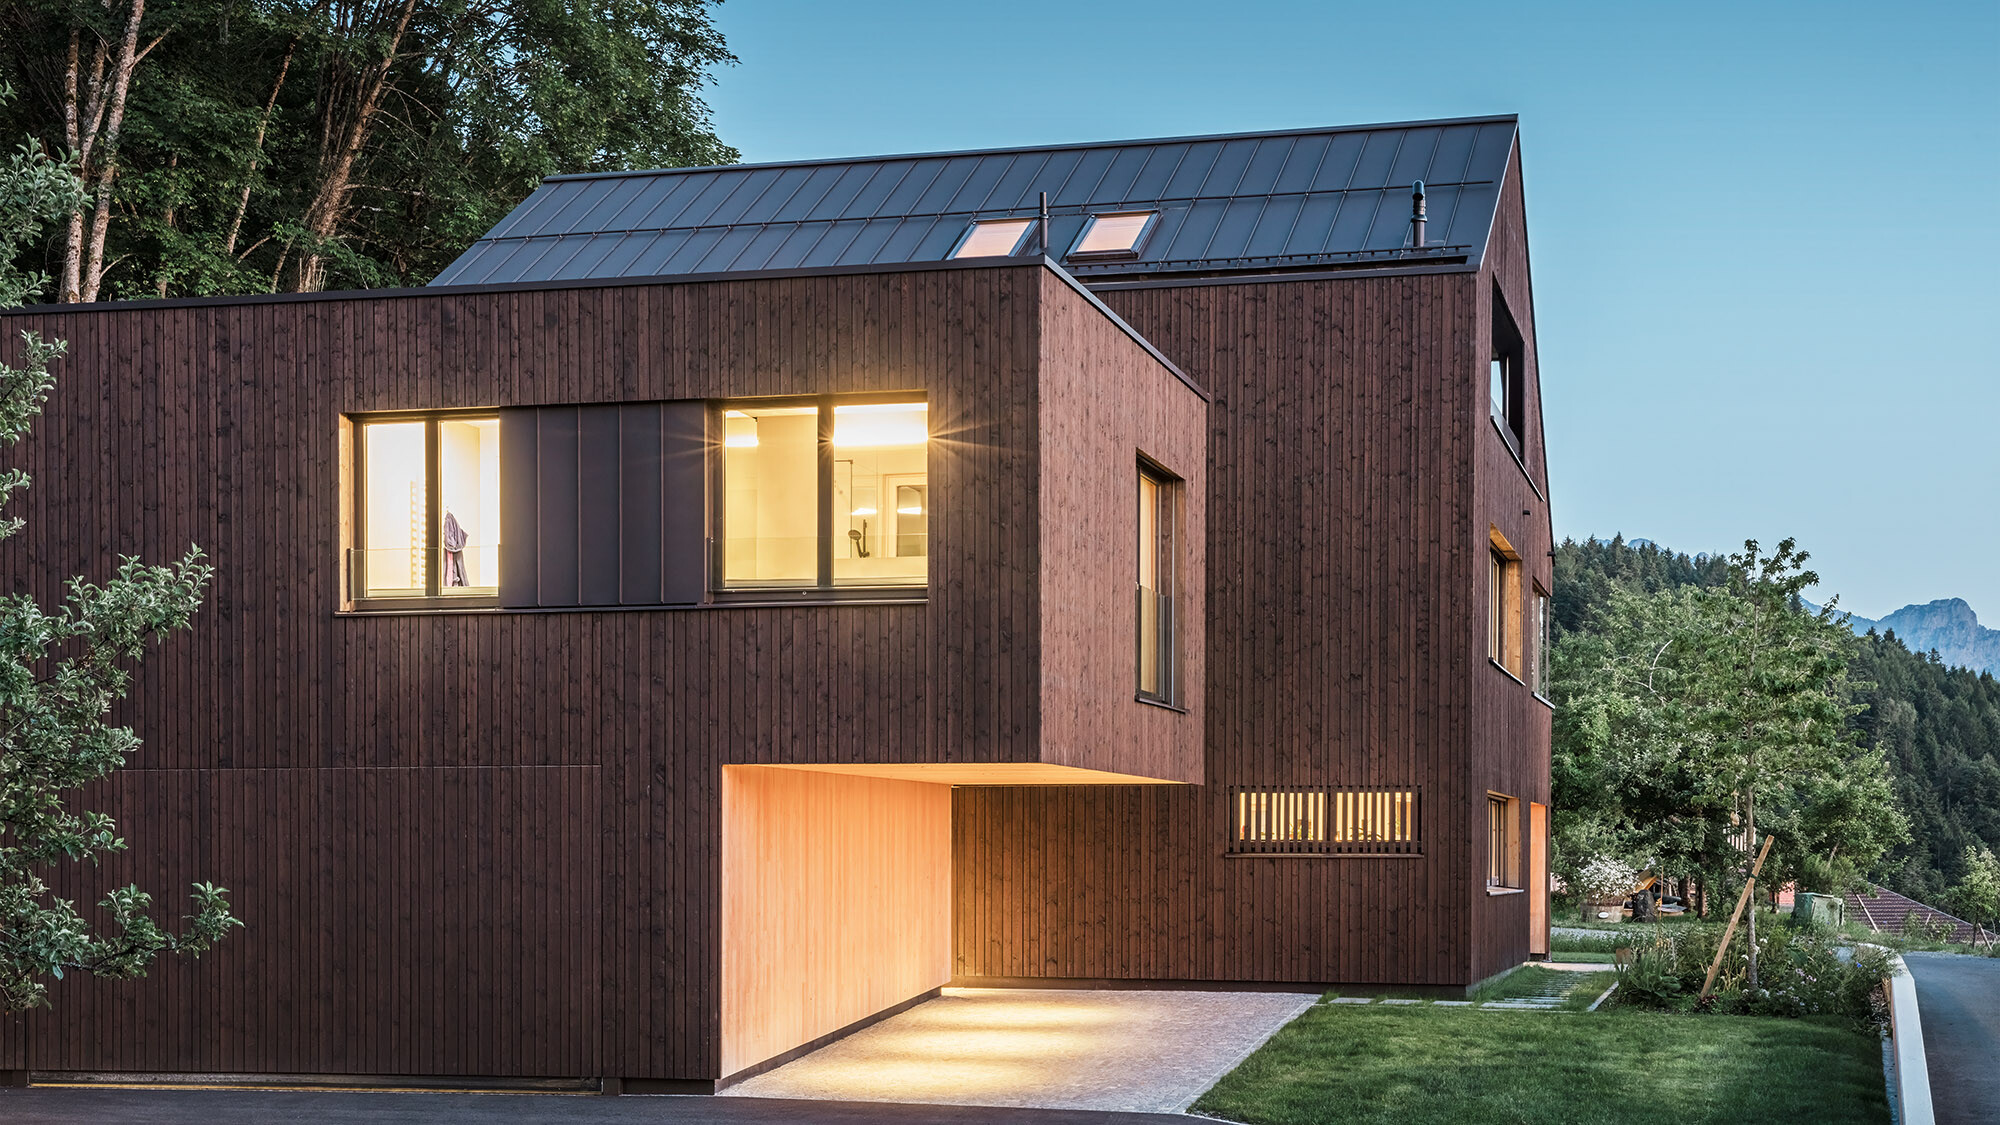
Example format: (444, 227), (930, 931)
(351, 412), (500, 603)
(719, 397), (928, 592)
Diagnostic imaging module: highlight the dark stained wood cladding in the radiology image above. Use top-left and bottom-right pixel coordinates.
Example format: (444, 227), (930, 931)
(956, 268), (1484, 987)
(0, 264), (1089, 1080)
(1469, 141), (1554, 982)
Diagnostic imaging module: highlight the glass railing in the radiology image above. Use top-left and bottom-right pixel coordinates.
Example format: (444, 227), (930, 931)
(348, 547), (498, 600)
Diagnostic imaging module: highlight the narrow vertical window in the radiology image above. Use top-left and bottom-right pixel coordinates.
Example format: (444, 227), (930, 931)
(1488, 794), (1519, 888)
(350, 412), (500, 606)
(1137, 463), (1178, 704)
(718, 396), (929, 593)
(1531, 586), (1552, 695)
(1488, 528), (1522, 678)
(1492, 285), (1526, 453)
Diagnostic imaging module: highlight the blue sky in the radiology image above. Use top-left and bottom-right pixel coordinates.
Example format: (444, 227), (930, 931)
(704, 1), (2000, 622)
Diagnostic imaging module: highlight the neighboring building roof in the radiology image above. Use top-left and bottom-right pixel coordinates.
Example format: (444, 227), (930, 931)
(431, 115), (1518, 288)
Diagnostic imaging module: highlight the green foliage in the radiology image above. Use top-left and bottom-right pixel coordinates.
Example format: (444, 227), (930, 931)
(1611, 920), (1894, 1028)
(0, 0), (738, 296)
(0, 147), (236, 1011)
(1550, 537), (1906, 908)
(0, 84), (86, 307)
(1556, 534), (2000, 902)
(1898, 911), (1957, 945)
(1947, 845), (2000, 931)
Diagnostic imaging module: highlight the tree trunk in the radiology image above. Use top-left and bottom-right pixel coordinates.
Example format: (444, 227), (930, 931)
(224, 38), (298, 260)
(1746, 791), (1759, 990)
(290, 0), (417, 293)
(56, 0), (158, 303)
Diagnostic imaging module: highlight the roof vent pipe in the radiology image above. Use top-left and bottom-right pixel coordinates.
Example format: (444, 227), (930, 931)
(1039, 191), (1051, 255)
(1410, 181), (1427, 249)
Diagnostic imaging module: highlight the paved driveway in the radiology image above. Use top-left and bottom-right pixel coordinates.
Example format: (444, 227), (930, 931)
(724, 987), (1318, 1114)
(0, 1089), (1190, 1124)
(1905, 952), (2000, 1125)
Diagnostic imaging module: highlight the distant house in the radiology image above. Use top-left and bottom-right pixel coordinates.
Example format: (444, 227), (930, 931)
(0, 114), (1551, 1091)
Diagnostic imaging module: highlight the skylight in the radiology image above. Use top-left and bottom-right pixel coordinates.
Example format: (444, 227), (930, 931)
(950, 218), (1036, 258)
(1070, 211), (1156, 257)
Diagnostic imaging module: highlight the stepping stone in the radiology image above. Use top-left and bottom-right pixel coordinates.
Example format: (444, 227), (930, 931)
(1380, 999), (1421, 1006)
(1330, 997), (1375, 1004)
(1433, 1000), (1473, 1007)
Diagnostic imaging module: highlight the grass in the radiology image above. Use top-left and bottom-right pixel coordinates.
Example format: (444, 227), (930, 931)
(1546, 949), (1617, 964)
(1192, 1005), (1888, 1125)
(1466, 966), (1614, 1010)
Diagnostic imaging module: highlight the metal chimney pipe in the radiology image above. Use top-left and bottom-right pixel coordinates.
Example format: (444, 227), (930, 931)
(1039, 191), (1051, 255)
(1410, 181), (1427, 249)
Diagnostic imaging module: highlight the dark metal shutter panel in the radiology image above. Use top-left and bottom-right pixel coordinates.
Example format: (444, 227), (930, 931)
(535, 407), (581, 606)
(576, 405), (623, 606)
(497, 407), (540, 608)
(660, 401), (707, 605)
(617, 403), (665, 605)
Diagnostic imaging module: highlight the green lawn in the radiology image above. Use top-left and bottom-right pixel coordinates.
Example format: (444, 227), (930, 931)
(1192, 1005), (1887, 1125)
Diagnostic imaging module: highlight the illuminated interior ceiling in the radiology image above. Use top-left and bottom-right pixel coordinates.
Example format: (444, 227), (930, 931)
(751, 763), (1186, 786)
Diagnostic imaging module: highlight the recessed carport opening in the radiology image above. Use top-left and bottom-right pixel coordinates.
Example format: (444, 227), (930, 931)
(718, 763), (1180, 1082)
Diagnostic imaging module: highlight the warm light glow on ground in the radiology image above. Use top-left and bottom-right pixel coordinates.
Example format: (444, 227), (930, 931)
(721, 987), (1317, 1114)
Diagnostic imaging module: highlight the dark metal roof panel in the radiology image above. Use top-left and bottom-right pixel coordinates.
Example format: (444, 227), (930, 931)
(430, 115), (1519, 287)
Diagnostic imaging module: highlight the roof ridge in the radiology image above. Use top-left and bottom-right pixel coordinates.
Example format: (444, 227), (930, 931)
(543, 114), (1521, 185)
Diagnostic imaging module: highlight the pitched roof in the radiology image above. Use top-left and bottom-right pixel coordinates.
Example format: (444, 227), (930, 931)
(431, 115), (1517, 288)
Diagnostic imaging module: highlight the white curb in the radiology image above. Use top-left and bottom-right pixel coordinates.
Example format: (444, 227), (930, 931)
(1873, 947), (1934, 1125)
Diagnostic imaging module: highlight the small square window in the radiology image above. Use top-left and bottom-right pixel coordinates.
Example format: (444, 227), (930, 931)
(1070, 211), (1156, 258)
(951, 218), (1036, 259)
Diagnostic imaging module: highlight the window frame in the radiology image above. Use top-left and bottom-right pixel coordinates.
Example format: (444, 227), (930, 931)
(1487, 792), (1521, 889)
(709, 392), (931, 601)
(344, 408), (503, 613)
(948, 217), (1038, 259)
(1491, 285), (1527, 456)
(1530, 583), (1552, 697)
(1136, 457), (1181, 707)
(1488, 527), (1524, 680)
(1066, 210), (1159, 260)
(1226, 786), (1422, 857)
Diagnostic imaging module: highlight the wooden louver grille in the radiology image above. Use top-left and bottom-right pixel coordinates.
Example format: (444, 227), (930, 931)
(1229, 787), (1421, 855)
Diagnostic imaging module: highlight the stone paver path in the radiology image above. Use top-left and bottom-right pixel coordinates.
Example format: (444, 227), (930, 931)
(723, 987), (1317, 1115)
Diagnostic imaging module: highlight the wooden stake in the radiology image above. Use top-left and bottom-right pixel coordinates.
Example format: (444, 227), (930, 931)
(1700, 834), (1775, 1001)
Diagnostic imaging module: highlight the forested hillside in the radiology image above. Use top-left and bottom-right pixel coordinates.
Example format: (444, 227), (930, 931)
(1, 0), (737, 300)
(1554, 535), (2000, 900)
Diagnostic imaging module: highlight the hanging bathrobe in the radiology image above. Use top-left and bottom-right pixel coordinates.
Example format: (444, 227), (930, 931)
(442, 511), (469, 587)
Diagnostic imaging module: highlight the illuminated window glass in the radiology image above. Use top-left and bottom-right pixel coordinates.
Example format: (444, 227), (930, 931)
(718, 397), (929, 592)
(353, 413), (500, 603)
(1229, 788), (1420, 855)
(721, 405), (820, 587)
(832, 402), (928, 587)
(1071, 211), (1155, 257)
(1137, 465), (1178, 702)
(950, 218), (1035, 258)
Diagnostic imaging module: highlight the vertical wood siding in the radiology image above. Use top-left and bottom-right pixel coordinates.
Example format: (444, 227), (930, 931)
(0, 264), (1131, 1080)
(955, 266), (1486, 987)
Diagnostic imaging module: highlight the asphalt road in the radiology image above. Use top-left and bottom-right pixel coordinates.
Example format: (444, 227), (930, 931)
(1906, 952), (2000, 1125)
(0, 1089), (1195, 1124)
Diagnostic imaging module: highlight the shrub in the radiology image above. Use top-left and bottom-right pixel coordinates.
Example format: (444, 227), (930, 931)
(1613, 920), (1893, 1028)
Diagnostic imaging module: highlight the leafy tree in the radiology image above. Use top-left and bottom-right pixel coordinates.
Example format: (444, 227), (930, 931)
(1, 0), (738, 297)
(1552, 539), (1907, 986)
(0, 121), (236, 1012)
(1947, 845), (2000, 937)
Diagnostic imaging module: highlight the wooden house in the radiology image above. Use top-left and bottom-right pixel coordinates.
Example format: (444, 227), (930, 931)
(0, 114), (1551, 1090)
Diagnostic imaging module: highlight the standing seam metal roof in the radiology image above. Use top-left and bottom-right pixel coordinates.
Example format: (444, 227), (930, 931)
(431, 115), (1518, 288)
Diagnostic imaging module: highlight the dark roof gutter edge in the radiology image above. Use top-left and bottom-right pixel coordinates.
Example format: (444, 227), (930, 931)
(1036, 258), (1209, 403)
(1082, 260), (1480, 292)
(1, 255), (1063, 315)
(542, 114), (1524, 184)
